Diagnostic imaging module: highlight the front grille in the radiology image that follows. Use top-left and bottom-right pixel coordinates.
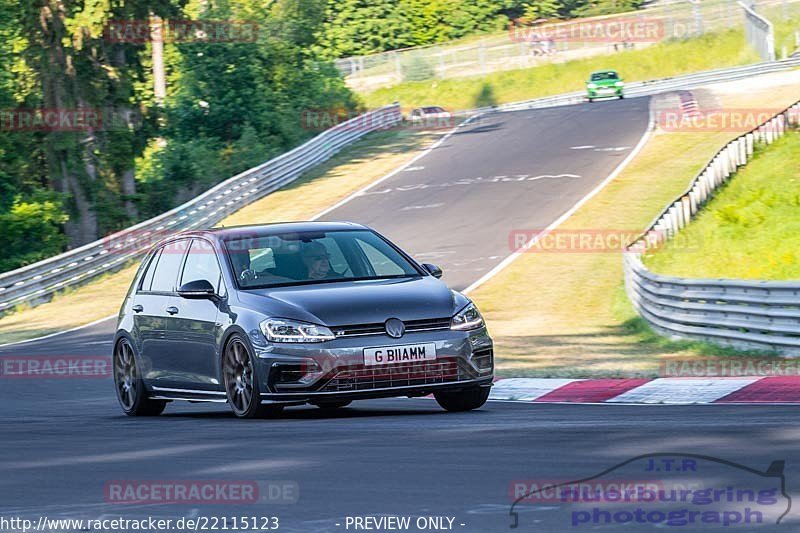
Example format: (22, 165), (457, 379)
(332, 317), (451, 338)
(319, 357), (476, 392)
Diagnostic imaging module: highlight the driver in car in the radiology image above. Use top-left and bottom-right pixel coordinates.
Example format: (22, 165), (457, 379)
(301, 241), (337, 280)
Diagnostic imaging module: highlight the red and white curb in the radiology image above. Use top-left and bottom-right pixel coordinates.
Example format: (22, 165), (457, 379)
(489, 377), (800, 404)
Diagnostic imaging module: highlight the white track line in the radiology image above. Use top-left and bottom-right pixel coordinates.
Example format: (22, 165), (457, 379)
(311, 115), (483, 221)
(463, 110), (655, 295)
(0, 314), (117, 349)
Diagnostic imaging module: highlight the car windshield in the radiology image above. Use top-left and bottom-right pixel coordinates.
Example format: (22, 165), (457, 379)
(591, 71), (619, 81)
(422, 106), (445, 114)
(223, 229), (421, 289)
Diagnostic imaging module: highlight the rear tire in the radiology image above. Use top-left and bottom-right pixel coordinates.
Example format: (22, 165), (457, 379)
(113, 338), (167, 417)
(434, 387), (490, 412)
(223, 334), (283, 419)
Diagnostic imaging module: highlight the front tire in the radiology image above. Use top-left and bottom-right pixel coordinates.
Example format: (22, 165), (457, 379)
(434, 387), (490, 412)
(113, 338), (167, 416)
(223, 334), (283, 419)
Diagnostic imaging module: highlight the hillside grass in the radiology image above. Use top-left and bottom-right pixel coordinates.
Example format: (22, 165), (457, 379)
(645, 129), (800, 280)
(362, 29), (760, 111)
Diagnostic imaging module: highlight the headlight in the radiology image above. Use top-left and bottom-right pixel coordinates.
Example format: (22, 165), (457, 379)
(615, 81), (624, 87)
(260, 318), (335, 343)
(587, 83), (597, 89)
(451, 303), (484, 331)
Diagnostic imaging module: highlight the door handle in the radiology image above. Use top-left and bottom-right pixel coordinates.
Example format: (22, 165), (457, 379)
(132, 304), (144, 313)
(166, 306), (179, 315)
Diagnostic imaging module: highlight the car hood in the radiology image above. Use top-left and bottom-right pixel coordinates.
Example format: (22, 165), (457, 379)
(237, 276), (468, 326)
(589, 79), (619, 86)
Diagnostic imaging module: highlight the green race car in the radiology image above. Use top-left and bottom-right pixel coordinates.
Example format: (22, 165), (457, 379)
(586, 70), (624, 102)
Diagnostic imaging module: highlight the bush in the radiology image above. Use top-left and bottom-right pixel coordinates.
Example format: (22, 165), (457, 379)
(0, 196), (68, 271)
(402, 54), (436, 82)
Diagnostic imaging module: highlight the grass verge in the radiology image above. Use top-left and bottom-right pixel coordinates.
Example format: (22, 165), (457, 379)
(644, 129), (800, 280)
(362, 29), (761, 110)
(0, 127), (445, 345)
(468, 80), (800, 377)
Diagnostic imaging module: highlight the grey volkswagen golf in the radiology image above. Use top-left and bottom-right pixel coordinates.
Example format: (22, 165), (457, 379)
(113, 222), (494, 418)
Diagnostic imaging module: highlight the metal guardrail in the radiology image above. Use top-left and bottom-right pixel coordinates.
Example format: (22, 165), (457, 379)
(741, 1), (777, 61)
(624, 99), (800, 354)
(0, 104), (402, 315)
(462, 56), (800, 115)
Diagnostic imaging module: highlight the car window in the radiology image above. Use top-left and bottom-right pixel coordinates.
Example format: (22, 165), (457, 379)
(224, 230), (419, 288)
(181, 239), (222, 292)
(139, 249), (161, 292)
(355, 239), (406, 276)
(422, 106), (444, 113)
(150, 239), (190, 292)
(591, 71), (618, 81)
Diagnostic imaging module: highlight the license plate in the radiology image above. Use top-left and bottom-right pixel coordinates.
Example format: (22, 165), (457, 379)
(363, 343), (437, 366)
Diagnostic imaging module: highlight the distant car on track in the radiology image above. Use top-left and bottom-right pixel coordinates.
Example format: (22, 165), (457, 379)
(408, 106), (453, 127)
(586, 70), (624, 102)
(113, 222), (494, 418)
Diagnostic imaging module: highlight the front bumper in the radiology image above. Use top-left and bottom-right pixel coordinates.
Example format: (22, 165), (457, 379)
(587, 86), (623, 98)
(251, 327), (494, 403)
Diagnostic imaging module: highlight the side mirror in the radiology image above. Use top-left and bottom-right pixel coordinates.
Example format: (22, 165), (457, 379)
(178, 279), (217, 300)
(422, 263), (443, 279)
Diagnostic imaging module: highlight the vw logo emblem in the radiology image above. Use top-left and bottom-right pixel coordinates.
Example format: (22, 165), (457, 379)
(385, 318), (405, 339)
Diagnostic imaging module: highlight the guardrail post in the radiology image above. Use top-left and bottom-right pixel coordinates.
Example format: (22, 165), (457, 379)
(689, 188), (698, 215)
(653, 223), (666, 247)
(721, 155), (730, 181)
(681, 196), (692, 224)
(663, 210), (675, 239)
(746, 133), (755, 155)
(700, 172), (711, 202)
(725, 147), (735, 176)
(672, 203), (684, 231)
(738, 137), (747, 166)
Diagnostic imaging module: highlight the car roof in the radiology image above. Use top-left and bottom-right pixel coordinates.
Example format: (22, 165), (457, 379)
(174, 221), (368, 241)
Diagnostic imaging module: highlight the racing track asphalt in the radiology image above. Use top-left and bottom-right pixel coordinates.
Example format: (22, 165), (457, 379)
(11, 98), (797, 532)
